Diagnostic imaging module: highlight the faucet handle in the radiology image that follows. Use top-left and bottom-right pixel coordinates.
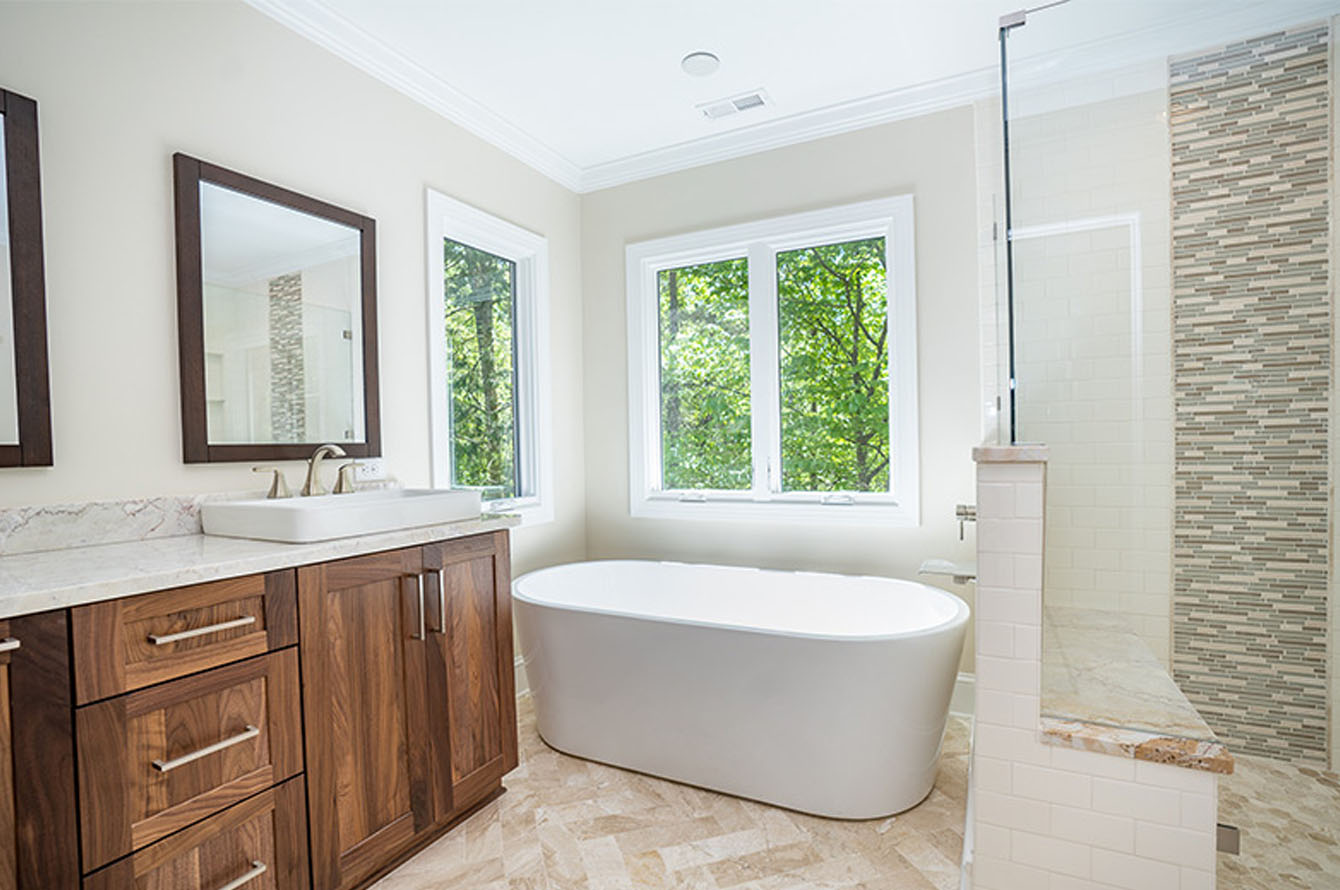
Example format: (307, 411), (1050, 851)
(252, 466), (292, 500)
(334, 462), (359, 495)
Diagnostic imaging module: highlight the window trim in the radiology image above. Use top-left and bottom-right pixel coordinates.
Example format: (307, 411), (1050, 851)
(425, 189), (553, 524)
(625, 196), (919, 525)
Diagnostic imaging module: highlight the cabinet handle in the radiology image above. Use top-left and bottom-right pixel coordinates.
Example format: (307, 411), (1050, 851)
(147, 615), (256, 646)
(412, 573), (426, 640)
(213, 860), (267, 890)
(152, 724), (260, 773)
(435, 568), (447, 635)
(0, 638), (19, 654)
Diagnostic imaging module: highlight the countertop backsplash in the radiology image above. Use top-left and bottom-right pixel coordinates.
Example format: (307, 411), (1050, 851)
(0, 478), (400, 557)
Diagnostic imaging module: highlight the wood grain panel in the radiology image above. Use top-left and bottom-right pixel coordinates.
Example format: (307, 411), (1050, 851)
(83, 776), (309, 890)
(9, 610), (80, 888)
(423, 531), (518, 820)
(300, 547), (432, 890)
(78, 651), (302, 871)
(72, 571), (296, 704)
(0, 621), (15, 890)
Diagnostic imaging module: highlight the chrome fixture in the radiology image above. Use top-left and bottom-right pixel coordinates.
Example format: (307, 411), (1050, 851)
(252, 466), (291, 499)
(147, 615), (256, 646)
(152, 724), (261, 773)
(918, 559), (977, 585)
(956, 504), (977, 541)
(334, 462), (359, 495)
(302, 444), (347, 497)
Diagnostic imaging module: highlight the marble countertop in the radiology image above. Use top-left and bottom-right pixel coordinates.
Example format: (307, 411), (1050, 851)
(0, 514), (519, 620)
(1042, 605), (1232, 773)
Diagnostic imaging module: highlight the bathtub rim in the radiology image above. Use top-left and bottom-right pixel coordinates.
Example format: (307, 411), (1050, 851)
(512, 558), (970, 644)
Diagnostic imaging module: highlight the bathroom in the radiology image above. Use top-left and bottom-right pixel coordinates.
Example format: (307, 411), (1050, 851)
(0, 1), (1335, 888)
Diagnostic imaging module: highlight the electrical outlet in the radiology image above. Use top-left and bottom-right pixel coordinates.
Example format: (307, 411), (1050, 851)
(354, 457), (387, 482)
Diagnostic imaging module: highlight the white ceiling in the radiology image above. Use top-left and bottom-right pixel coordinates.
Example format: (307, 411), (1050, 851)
(245, 0), (1340, 192)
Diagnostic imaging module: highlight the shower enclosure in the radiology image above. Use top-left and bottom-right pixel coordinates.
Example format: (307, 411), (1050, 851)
(996, 1), (1340, 882)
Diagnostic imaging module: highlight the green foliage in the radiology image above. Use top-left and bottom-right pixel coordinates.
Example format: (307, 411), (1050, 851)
(443, 238), (517, 499)
(777, 238), (889, 492)
(658, 258), (752, 489)
(657, 238), (891, 495)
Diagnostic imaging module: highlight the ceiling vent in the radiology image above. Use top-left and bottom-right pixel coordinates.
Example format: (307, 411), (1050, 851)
(696, 89), (771, 121)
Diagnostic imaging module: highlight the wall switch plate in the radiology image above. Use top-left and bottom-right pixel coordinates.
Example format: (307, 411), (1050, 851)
(354, 458), (387, 482)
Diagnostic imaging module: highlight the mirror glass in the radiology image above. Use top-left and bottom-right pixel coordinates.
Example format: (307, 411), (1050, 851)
(199, 181), (365, 445)
(0, 113), (18, 446)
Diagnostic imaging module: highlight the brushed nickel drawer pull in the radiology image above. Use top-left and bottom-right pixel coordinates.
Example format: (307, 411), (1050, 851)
(0, 638), (19, 654)
(152, 724), (260, 773)
(435, 568), (447, 635)
(214, 860), (267, 890)
(412, 573), (426, 640)
(147, 615), (256, 646)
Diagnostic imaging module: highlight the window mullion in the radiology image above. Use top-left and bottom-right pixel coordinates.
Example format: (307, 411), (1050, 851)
(747, 242), (781, 496)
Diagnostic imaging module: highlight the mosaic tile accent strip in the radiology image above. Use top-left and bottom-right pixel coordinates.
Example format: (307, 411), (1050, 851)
(1169, 24), (1331, 763)
(268, 271), (306, 442)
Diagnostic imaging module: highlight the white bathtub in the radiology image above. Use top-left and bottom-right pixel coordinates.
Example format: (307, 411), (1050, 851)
(513, 560), (969, 819)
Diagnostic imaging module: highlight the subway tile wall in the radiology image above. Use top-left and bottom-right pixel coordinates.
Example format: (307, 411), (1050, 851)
(1169, 24), (1332, 763)
(1005, 71), (1175, 664)
(971, 451), (1218, 890)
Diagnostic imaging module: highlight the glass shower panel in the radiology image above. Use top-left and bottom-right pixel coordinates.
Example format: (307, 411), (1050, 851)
(1006, 1), (1340, 769)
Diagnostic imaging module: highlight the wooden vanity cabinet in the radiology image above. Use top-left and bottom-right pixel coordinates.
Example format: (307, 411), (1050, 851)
(422, 532), (517, 819)
(0, 610), (81, 890)
(301, 530), (517, 890)
(299, 546), (434, 890)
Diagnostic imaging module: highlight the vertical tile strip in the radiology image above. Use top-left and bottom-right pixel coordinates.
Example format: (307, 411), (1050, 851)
(1170, 24), (1331, 762)
(268, 271), (306, 442)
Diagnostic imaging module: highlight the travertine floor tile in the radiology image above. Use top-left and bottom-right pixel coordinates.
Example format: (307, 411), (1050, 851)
(1218, 752), (1340, 889)
(372, 695), (967, 889)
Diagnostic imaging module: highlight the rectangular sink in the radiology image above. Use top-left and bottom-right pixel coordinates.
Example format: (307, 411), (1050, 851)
(201, 488), (483, 544)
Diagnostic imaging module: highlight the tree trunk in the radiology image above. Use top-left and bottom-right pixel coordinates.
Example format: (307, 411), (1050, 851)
(664, 270), (681, 434)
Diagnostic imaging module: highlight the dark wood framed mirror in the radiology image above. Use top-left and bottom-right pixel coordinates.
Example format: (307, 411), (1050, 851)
(173, 153), (381, 462)
(0, 88), (53, 468)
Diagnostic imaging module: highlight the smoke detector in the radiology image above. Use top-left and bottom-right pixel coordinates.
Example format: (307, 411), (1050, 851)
(696, 89), (771, 121)
(681, 51), (720, 77)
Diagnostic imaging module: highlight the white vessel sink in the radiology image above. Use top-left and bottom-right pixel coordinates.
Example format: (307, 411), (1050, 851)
(202, 488), (483, 544)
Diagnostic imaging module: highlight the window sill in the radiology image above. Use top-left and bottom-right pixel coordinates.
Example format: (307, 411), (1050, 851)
(484, 496), (553, 528)
(630, 494), (919, 527)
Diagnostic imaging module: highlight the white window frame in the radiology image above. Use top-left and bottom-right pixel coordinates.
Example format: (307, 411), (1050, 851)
(625, 196), (919, 525)
(426, 189), (553, 525)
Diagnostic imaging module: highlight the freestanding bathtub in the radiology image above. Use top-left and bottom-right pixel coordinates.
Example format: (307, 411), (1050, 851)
(513, 560), (969, 819)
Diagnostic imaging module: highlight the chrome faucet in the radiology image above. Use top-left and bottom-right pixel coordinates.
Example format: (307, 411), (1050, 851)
(302, 444), (347, 497)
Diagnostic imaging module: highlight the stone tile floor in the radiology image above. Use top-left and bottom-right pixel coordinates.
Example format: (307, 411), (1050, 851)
(373, 695), (969, 889)
(1218, 752), (1340, 889)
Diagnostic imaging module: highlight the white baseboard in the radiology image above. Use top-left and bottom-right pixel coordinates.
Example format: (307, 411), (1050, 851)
(515, 654), (529, 698)
(950, 672), (975, 718)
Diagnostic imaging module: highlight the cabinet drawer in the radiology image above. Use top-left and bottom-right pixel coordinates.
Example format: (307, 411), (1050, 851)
(77, 650), (303, 872)
(83, 776), (309, 890)
(72, 570), (297, 704)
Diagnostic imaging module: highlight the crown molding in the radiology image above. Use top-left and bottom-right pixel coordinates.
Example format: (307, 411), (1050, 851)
(243, 0), (585, 191)
(246, 0), (1339, 196)
(578, 67), (998, 192)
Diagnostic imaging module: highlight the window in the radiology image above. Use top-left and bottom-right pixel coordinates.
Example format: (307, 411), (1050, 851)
(427, 190), (551, 523)
(626, 197), (918, 524)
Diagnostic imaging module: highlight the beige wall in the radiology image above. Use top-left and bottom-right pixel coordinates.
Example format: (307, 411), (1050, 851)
(579, 108), (982, 672)
(0, 1), (586, 573)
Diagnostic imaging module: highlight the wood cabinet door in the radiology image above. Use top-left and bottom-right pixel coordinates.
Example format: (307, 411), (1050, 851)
(299, 548), (433, 890)
(422, 531), (518, 820)
(0, 611), (80, 890)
